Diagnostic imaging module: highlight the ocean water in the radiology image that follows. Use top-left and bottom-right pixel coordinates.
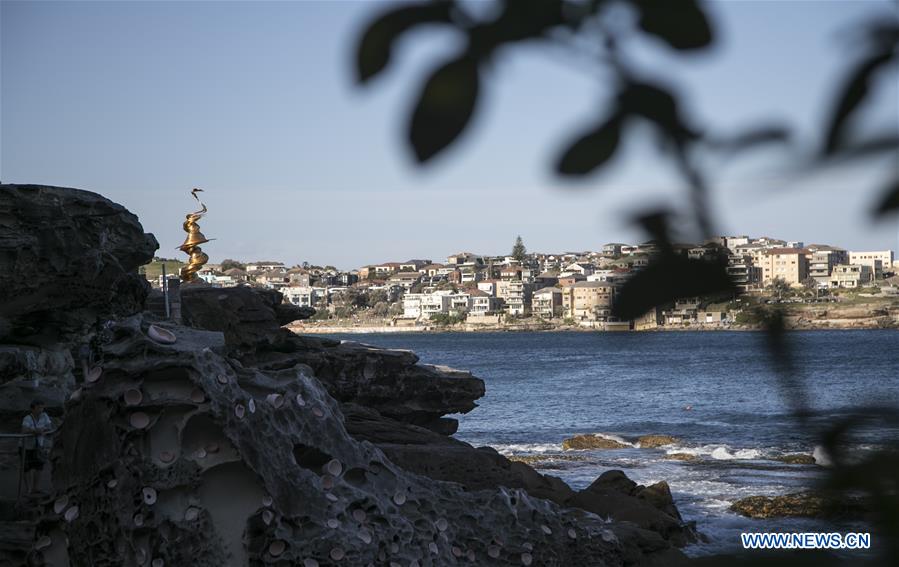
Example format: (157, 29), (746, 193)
(323, 330), (899, 556)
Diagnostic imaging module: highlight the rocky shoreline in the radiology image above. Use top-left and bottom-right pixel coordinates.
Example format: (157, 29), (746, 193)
(508, 433), (873, 523)
(1, 185), (693, 566)
(290, 319), (899, 335)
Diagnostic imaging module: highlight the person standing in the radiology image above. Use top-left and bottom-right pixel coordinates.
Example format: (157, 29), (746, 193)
(21, 400), (52, 495)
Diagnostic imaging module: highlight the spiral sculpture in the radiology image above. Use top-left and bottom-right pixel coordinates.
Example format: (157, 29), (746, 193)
(178, 188), (213, 282)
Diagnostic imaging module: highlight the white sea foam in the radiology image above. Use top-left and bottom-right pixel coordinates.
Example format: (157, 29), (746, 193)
(491, 443), (561, 455)
(664, 444), (764, 460)
(812, 445), (832, 467)
(591, 433), (637, 447)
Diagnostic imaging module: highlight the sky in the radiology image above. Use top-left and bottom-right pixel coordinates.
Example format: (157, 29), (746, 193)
(2, 0), (898, 270)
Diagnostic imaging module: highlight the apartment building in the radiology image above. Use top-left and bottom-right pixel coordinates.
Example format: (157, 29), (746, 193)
(469, 290), (503, 315)
(448, 293), (471, 313)
(849, 251), (894, 279)
(421, 293), (453, 318)
(532, 287), (562, 318)
(807, 246), (848, 284)
(386, 271), (422, 290)
(602, 243), (627, 256)
(245, 262), (285, 273)
(760, 248), (809, 286)
(503, 280), (532, 316)
(561, 281), (614, 321)
(830, 264), (873, 288)
(726, 253), (762, 291)
(734, 243), (768, 270)
(446, 252), (483, 266)
(722, 236), (750, 252)
(586, 270), (630, 288)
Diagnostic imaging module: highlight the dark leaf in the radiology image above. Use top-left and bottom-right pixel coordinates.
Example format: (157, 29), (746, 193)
(409, 56), (480, 163)
(873, 175), (899, 216)
(828, 133), (899, 161)
(708, 125), (791, 153)
(356, 2), (455, 84)
(864, 21), (899, 52)
(633, 0), (713, 50)
(619, 82), (694, 144)
(556, 114), (622, 175)
(634, 210), (672, 250)
(612, 256), (735, 320)
(823, 49), (894, 154)
(495, 0), (566, 41)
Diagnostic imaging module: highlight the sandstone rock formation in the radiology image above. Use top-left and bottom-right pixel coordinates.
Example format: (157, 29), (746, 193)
(1, 185), (693, 566)
(773, 454), (817, 465)
(563, 434), (631, 450)
(730, 491), (866, 519)
(635, 435), (679, 448)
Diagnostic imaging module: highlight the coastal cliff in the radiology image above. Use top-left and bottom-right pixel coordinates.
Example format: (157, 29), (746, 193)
(0, 185), (691, 566)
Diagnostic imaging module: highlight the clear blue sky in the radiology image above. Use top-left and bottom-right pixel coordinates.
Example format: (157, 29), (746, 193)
(2, 0), (897, 269)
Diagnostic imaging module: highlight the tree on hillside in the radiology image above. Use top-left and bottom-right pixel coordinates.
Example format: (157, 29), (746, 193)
(220, 258), (245, 271)
(768, 278), (791, 300)
(802, 276), (822, 297)
(511, 235), (527, 263)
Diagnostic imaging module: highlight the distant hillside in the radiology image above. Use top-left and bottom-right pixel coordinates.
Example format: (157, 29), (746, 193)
(141, 257), (184, 280)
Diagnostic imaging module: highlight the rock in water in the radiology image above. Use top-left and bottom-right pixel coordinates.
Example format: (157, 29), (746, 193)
(730, 491), (866, 519)
(664, 453), (700, 462)
(636, 435), (679, 448)
(566, 471), (697, 547)
(774, 454), (817, 465)
(562, 434), (631, 450)
(0, 184), (157, 342)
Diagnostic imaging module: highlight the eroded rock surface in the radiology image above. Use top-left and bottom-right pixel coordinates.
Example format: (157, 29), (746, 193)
(180, 285), (313, 354)
(39, 315), (686, 566)
(0, 184), (157, 343)
(1, 185), (693, 566)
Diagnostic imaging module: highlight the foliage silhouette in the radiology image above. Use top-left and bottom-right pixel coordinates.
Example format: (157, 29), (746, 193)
(409, 55), (480, 162)
(355, 1), (456, 84)
(355, 1), (899, 562)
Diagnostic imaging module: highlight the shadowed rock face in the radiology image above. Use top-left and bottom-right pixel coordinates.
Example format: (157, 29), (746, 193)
(181, 286), (485, 430)
(0, 184), (157, 343)
(2, 186), (690, 566)
(180, 285), (314, 354)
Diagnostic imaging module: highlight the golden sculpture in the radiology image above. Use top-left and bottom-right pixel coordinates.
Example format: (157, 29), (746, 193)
(178, 188), (213, 282)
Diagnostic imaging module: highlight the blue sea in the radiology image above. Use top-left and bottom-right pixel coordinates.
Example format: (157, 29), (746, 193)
(324, 330), (899, 556)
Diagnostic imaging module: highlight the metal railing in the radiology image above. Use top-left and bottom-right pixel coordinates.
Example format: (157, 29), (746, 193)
(0, 431), (57, 502)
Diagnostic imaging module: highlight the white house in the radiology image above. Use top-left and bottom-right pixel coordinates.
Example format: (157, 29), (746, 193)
(563, 262), (595, 276)
(420, 293), (453, 318)
(282, 286), (318, 307)
(246, 262), (285, 273)
(469, 290), (502, 315)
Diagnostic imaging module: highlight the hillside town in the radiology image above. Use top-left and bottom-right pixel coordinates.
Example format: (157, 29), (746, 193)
(143, 236), (899, 331)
